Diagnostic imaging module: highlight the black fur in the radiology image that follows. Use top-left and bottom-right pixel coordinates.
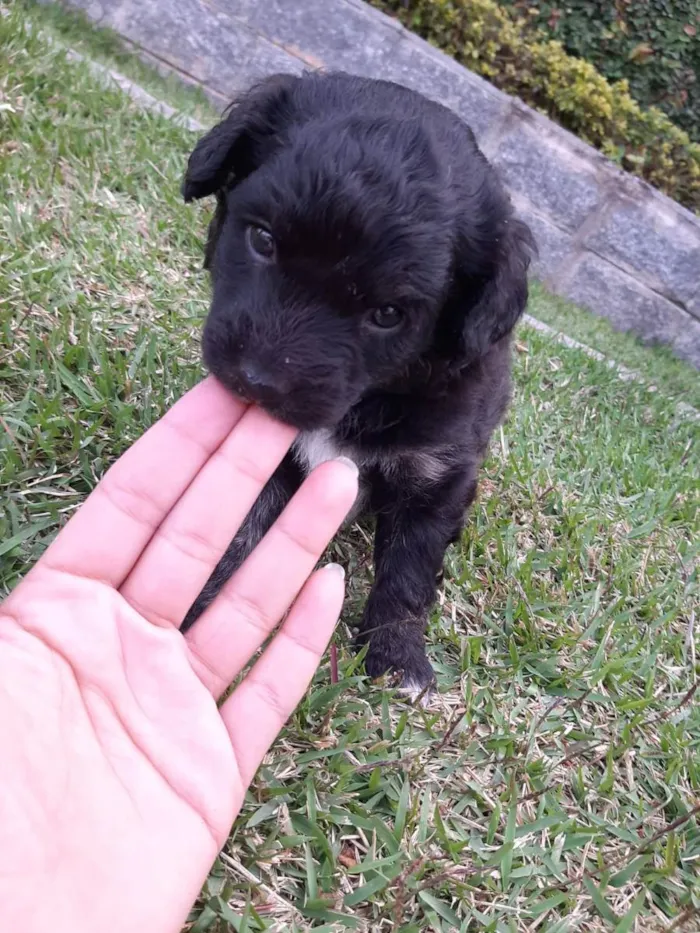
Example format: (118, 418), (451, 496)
(180, 71), (534, 694)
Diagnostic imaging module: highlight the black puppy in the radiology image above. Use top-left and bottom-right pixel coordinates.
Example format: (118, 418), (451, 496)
(180, 71), (533, 696)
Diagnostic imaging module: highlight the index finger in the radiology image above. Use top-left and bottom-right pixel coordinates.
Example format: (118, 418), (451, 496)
(39, 378), (261, 587)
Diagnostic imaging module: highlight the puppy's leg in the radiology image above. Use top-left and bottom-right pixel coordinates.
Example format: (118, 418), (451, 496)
(180, 455), (301, 632)
(357, 468), (478, 697)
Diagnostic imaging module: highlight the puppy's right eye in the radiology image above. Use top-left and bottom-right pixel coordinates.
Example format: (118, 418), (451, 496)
(370, 305), (403, 330)
(247, 225), (276, 262)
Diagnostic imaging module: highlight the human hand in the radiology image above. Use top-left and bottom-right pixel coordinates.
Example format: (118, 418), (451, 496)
(0, 377), (358, 933)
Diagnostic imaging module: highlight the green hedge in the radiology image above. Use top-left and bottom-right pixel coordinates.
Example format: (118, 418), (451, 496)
(372, 0), (700, 213)
(500, 0), (699, 143)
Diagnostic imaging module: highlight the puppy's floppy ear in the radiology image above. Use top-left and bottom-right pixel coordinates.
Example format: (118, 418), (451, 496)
(182, 72), (299, 203)
(444, 213), (535, 366)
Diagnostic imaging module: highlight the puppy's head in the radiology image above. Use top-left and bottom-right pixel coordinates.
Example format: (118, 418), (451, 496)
(184, 74), (533, 430)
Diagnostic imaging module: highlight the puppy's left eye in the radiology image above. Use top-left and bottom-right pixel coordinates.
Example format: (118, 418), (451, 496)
(247, 225), (276, 262)
(370, 306), (403, 330)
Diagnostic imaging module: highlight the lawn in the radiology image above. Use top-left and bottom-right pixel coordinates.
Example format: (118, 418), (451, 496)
(1, 6), (699, 932)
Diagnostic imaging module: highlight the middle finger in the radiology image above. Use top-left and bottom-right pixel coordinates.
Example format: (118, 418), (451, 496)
(119, 406), (296, 627)
(185, 457), (358, 698)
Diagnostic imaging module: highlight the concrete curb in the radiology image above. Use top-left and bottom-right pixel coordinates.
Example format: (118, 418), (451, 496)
(64, 47), (206, 132)
(521, 316), (698, 422)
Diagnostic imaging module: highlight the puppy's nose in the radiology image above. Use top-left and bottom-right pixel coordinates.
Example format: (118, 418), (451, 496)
(239, 361), (284, 394)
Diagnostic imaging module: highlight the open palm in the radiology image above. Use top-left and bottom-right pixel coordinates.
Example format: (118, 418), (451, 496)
(0, 378), (357, 933)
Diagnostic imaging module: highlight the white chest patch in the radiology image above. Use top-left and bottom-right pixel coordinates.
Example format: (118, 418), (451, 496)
(293, 430), (451, 486)
(293, 430), (366, 522)
(293, 428), (354, 474)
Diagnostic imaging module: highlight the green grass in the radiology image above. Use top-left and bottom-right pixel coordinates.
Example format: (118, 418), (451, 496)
(1, 9), (699, 932)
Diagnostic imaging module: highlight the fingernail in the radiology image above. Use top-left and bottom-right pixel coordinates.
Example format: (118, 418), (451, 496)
(322, 562), (346, 580)
(334, 456), (359, 477)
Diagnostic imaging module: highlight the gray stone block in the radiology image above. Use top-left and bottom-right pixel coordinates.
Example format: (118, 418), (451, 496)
(563, 254), (700, 367)
(206, 0), (400, 73)
(344, 0), (514, 138)
(584, 199), (700, 310)
(689, 286), (700, 322)
(378, 38), (509, 142)
(58, 0), (304, 98)
(493, 122), (602, 232)
(513, 202), (574, 282)
(210, 0), (509, 141)
(235, 37), (306, 88)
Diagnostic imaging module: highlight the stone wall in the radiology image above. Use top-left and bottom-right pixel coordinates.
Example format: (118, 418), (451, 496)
(54, 0), (700, 366)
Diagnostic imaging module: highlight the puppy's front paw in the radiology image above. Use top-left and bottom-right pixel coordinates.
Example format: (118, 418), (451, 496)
(357, 622), (435, 700)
